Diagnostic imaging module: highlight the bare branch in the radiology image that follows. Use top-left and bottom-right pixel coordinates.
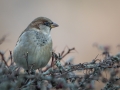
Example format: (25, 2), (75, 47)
(0, 51), (8, 67)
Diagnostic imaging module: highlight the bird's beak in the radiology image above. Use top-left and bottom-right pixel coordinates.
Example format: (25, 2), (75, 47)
(50, 22), (59, 28)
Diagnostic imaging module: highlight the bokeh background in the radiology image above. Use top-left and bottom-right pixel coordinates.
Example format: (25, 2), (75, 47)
(0, 0), (120, 89)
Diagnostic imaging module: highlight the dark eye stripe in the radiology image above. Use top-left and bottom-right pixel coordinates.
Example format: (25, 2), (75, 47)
(44, 22), (50, 26)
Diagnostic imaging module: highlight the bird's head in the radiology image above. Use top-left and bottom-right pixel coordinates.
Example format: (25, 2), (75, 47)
(28, 17), (58, 34)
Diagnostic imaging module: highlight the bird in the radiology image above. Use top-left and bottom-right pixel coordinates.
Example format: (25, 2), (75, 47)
(13, 17), (58, 70)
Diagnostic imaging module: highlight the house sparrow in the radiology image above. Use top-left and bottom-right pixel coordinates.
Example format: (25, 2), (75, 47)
(13, 17), (58, 70)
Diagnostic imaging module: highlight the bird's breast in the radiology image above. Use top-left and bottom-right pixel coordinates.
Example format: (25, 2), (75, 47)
(13, 30), (52, 69)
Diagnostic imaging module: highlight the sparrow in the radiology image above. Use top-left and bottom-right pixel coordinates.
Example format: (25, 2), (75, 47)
(13, 17), (58, 70)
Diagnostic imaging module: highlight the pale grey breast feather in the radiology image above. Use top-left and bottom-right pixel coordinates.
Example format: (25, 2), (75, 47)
(16, 30), (51, 47)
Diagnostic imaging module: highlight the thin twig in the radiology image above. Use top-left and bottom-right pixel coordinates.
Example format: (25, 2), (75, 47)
(9, 50), (13, 65)
(0, 34), (8, 45)
(43, 48), (75, 72)
(25, 52), (29, 74)
(60, 46), (67, 56)
(51, 52), (55, 67)
(0, 51), (8, 67)
(61, 47), (75, 59)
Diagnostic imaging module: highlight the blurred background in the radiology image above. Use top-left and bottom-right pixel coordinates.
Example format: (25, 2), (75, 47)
(0, 0), (120, 89)
(0, 0), (120, 62)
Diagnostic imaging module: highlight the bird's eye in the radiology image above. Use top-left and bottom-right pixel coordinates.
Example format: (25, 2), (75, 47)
(44, 22), (50, 26)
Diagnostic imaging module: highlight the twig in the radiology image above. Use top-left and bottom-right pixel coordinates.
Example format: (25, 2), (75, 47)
(0, 51), (8, 67)
(9, 50), (13, 65)
(43, 48), (75, 72)
(61, 47), (75, 59)
(0, 34), (7, 45)
(60, 46), (67, 56)
(25, 52), (29, 74)
(51, 52), (55, 67)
